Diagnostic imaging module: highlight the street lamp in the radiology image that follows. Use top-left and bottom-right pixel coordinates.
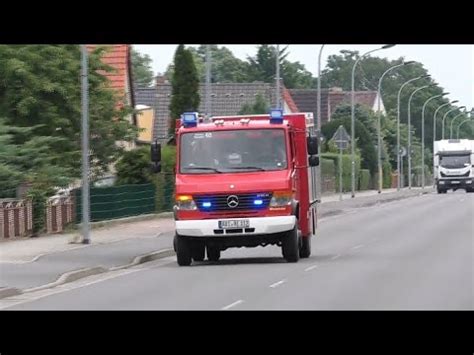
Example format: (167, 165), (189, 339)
(396, 74), (431, 190)
(351, 44), (395, 198)
(275, 44), (281, 109)
(316, 44), (325, 202)
(450, 110), (467, 139)
(456, 117), (473, 139)
(376, 61), (415, 193)
(433, 100), (458, 141)
(442, 106), (465, 139)
(421, 92), (449, 189)
(407, 83), (437, 189)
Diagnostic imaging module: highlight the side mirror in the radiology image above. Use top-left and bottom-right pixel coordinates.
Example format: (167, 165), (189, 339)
(307, 136), (319, 156)
(309, 155), (320, 167)
(151, 162), (162, 173)
(151, 141), (161, 163)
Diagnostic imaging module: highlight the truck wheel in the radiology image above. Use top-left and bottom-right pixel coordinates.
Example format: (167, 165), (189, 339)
(300, 236), (311, 258)
(282, 226), (300, 263)
(174, 233), (192, 266)
(207, 245), (221, 262)
(191, 242), (205, 261)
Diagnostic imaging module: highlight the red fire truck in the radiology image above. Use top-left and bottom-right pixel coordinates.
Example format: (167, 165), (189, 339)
(151, 110), (320, 266)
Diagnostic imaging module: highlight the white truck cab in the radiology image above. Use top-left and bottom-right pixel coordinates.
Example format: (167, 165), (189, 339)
(433, 139), (474, 193)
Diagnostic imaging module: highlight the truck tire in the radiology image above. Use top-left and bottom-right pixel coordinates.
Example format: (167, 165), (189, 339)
(300, 236), (311, 258)
(282, 225), (300, 263)
(174, 233), (192, 266)
(207, 245), (221, 262)
(192, 242), (205, 261)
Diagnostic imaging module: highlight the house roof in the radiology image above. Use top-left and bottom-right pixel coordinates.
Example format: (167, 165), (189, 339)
(86, 45), (130, 93)
(86, 44), (135, 125)
(288, 88), (379, 125)
(139, 82), (298, 142)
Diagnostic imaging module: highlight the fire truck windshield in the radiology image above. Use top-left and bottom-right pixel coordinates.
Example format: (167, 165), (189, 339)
(180, 129), (288, 174)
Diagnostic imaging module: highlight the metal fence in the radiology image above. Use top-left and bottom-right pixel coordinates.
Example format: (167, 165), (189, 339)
(74, 183), (156, 222)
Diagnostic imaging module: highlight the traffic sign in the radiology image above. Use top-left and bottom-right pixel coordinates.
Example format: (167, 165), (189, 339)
(331, 125), (350, 150)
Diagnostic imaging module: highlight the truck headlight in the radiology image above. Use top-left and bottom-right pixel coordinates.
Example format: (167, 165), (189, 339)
(175, 195), (197, 210)
(270, 191), (293, 207)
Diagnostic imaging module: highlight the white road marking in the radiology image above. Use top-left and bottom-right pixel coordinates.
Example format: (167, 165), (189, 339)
(352, 244), (364, 250)
(269, 279), (286, 288)
(304, 265), (318, 272)
(221, 300), (244, 310)
(331, 254), (341, 260)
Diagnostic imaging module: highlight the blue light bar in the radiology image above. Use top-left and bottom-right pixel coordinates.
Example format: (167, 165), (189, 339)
(202, 201), (212, 208)
(269, 109), (284, 124)
(254, 199), (263, 206)
(181, 112), (199, 128)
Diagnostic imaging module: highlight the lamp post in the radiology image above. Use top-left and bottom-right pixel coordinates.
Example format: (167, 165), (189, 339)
(80, 45), (90, 244)
(376, 61), (414, 193)
(205, 45), (212, 118)
(407, 83), (436, 189)
(456, 117), (473, 139)
(450, 110), (467, 139)
(421, 92), (449, 189)
(351, 44), (395, 198)
(433, 100), (458, 141)
(275, 44), (281, 109)
(396, 74), (430, 191)
(442, 106), (465, 139)
(316, 45), (325, 202)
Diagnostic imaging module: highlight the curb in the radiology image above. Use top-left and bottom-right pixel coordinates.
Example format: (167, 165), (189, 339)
(15, 248), (176, 296)
(0, 287), (22, 299)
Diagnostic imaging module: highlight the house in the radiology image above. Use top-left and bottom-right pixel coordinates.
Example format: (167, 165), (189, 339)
(288, 87), (385, 126)
(86, 44), (137, 149)
(134, 87), (158, 144)
(135, 77), (300, 143)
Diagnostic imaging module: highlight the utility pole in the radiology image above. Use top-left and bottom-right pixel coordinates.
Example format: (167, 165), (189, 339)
(205, 45), (212, 119)
(80, 45), (90, 244)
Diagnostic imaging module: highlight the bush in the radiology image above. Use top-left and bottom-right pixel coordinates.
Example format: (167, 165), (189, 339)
(153, 145), (176, 212)
(321, 153), (361, 192)
(115, 147), (152, 185)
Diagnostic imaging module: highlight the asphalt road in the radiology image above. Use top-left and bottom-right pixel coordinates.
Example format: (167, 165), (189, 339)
(3, 190), (473, 310)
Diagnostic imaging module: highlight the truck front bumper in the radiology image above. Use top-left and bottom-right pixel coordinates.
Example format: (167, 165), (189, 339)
(438, 178), (474, 189)
(175, 216), (296, 237)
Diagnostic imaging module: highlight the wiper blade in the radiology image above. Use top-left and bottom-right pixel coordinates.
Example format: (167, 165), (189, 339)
(184, 166), (223, 173)
(224, 166), (268, 171)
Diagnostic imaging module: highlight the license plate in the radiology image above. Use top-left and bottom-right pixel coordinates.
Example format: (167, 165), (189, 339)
(218, 219), (250, 229)
(451, 181), (460, 184)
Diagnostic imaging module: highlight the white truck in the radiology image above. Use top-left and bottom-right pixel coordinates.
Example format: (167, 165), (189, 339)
(433, 139), (474, 193)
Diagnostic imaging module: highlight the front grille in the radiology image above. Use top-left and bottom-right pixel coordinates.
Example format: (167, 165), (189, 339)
(440, 171), (470, 178)
(194, 192), (272, 212)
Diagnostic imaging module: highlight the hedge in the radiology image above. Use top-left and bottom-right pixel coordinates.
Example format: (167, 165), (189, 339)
(359, 169), (371, 190)
(321, 153), (361, 193)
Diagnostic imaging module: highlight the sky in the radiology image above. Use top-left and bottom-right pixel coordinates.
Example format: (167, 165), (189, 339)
(134, 45), (473, 110)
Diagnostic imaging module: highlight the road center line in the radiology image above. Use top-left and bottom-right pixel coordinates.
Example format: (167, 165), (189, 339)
(304, 265), (318, 272)
(269, 280), (286, 288)
(221, 300), (244, 310)
(352, 244), (364, 250)
(331, 254), (341, 260)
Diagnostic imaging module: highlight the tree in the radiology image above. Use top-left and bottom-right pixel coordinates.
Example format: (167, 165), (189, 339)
(0, 45), (138, 180)
(238, 93), (269, 115)
(131, 47), (154, 87)
(169, 45), (200, 136)
(166, 45), (251, 84)
(321, 105), (377, 174)
(319, 49), (449, 152)
(115, 147), (153, 185)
